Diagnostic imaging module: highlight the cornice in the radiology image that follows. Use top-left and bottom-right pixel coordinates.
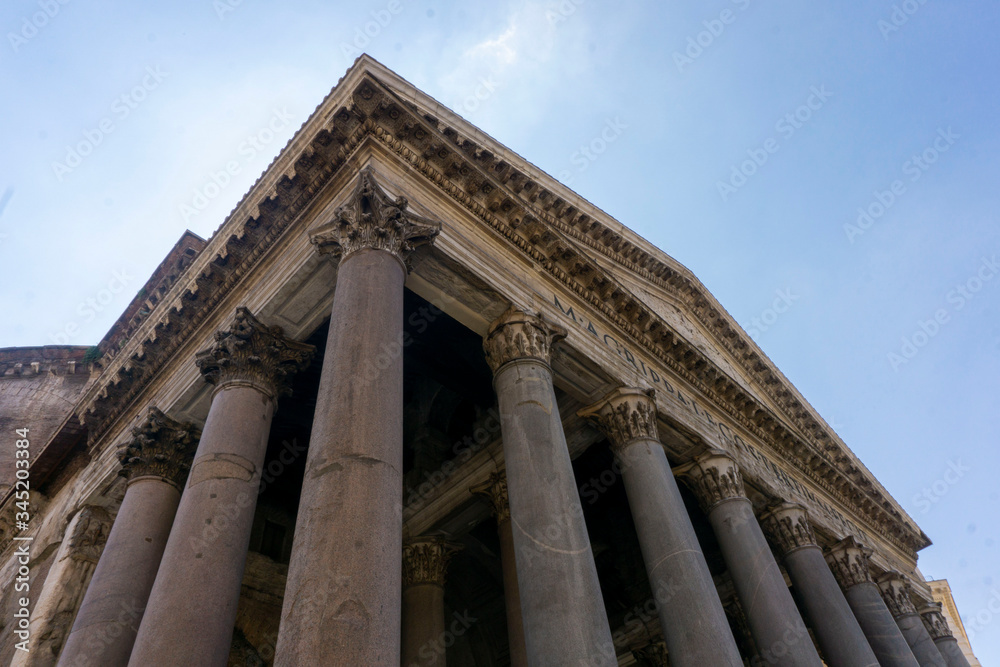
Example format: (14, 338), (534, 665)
(51, 59), (924, 558)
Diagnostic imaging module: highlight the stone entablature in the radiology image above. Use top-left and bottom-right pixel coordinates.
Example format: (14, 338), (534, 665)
(0, 346), (96, 378)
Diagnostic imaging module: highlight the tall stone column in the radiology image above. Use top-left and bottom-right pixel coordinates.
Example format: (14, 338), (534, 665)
(128, 308), (313, 667)
(401, 537), (460, 667)
(470, 472), (528, 667)
(825, 537), (919, 667)
(483, 307), (616, 666)
(578, 388), (742, 667)
(58, 408), (199, 667)
(876, 573), (948, 667)
(275, 168), (441, 667)
(919, 603), (972, 667)
(12, 506), (111, 667)
(675, 450), (821, 666)
(759, 503), (879, 667)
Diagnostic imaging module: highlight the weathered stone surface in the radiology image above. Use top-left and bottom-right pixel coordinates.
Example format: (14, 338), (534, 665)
(877, 572), (947, 667)
(401, 537), (460, 667)
(919, 603), (972, 667)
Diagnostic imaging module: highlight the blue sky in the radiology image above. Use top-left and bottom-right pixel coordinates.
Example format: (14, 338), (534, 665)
(2, 0), (997, 660)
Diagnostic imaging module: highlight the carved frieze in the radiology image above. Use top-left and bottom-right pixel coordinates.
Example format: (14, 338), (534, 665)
(577, 387), (659, 452)
(674, 450), (746, 513)
(919, 602), (953, 640)
(309, 167), (441, 267)
(195, 307), (314, 399)
(117, 407), (201, 489)
(875, 571), (919, 618)
(469, 472), (510, 524)
(483, 307), (567, 374)
(759, 503), (818, 555)
(402, 536), (461, 588)
(824, 536), (873, 590)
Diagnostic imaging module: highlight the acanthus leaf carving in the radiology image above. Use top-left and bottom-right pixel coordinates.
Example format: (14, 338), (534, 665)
(483, 307), (567, 374)
(117, 407), (201, 489)
(577, 386), (658, 452)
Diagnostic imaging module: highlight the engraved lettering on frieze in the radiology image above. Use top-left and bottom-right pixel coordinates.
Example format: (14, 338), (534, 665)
(195, 307), (315, 398)
(117, 406), (201, 489)
(309, 166), (441, 265)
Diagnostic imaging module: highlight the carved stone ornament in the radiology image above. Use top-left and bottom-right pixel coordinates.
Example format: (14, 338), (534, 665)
(117, 407), (201, 488)
(673, 449), (746, 513)
(919, 602), (953, 640)
(195, 307), (315, 398)
(824, 535), (874, 590)
(483, 306), (567, 374)
(402, 536), (462, 588)
(875, 571), (919, 618)
(470, 471), (510, 524)
(67, 505), (112, 564)
(308, 166), (441, 267)
(577, 387), (659, 452)
(759, 502), (818, 555)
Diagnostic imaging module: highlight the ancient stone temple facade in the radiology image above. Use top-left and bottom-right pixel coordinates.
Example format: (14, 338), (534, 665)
(0, 55), (979, 666)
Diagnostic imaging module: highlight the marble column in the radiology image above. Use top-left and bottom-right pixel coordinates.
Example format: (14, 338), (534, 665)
(275, 168), (441, 667)
(470, 472), (528, 667)
(578, 387), (742, 667)
(825, 537), (919, 667)
(128, 308), (313, 667)
(483, 307), (616, 666)
(759, 503), (879, 667)
(919, 603), (972, 667)
(876, 573), (948, 667)
(58, 408), (199, 667)
(12, 506), (111, 667)
(675, 450), (821, 666)
(401, 537), (461, 667)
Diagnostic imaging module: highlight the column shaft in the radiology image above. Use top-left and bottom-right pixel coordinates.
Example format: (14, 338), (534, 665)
(579, 388), (741, 667)
(677, 453), (821, 667)
(934, 638), (972, 667)
(896, 614), (948, 667)
(844, 584), (921, 667)
(402, 584), (446, 667)
(485, 308), (616, 666)
(495, 517), (528, 667)
(920, 603), (972, 667)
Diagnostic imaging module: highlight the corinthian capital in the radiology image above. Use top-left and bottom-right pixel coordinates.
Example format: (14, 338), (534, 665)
(875, 571), (919, 618)
(470, 472), (510, 524)
(824, 536), (874, 590)
(118, 407), (201, 488)
(402, 537), (462, 588)
(309, 167), (441, 267)
(577, 387), (658, 451)
(483, 307), (567, 374)
(196, 307), (315, 399)
(918, 602), (953, 640)
(759, 503), (818, 556)
(674, 449), (746, 513)
(66, 505), (111, 564)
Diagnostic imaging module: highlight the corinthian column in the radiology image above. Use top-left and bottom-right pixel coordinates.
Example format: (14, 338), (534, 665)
(675, 451), (821, 666)
(825, 537), (919, 667)
(919, 603), (972, 667)
(129, 308), (313, 667)
(275, 168), (441, 667)
(401, 537), (461, 667)
(578, 388), (742, 667)
(484, 307), (616, 666)
(759, 503), (879, 667)
(876, 573), (948, 667)
(12, 506), (111, 667)
(59, 408), (199, 667)
(470, 472), (527, 667)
